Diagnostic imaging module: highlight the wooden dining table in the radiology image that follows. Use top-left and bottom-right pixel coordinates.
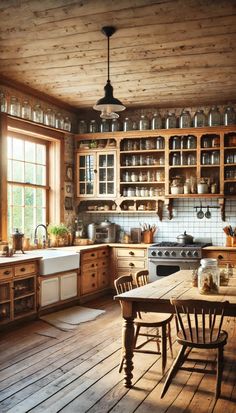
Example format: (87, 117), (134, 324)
(114, 269), (236, 387)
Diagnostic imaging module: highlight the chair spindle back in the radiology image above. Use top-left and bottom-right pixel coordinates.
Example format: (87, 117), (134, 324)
(135, 270), (149, 287)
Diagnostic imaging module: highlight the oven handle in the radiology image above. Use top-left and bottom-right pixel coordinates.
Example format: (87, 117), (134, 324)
(149, 259), (200, 264)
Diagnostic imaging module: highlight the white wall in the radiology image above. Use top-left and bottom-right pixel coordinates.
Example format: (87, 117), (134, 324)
(80, 198), (236, 246)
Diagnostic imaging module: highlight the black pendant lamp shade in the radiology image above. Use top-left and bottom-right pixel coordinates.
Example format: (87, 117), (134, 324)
(93, 26), (125, 119)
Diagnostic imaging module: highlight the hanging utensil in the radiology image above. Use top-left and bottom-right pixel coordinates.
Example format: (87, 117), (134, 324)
(205, 205), (211, 219)
(197, 202), (204, 219)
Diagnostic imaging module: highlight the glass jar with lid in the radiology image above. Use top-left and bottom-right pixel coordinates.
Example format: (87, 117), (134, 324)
(151, 112), (162, 129)
(78, 120), (87, 134)
(89, 119), (98, 133)
(179, 109), (191, 128)
(198, 258), (220, 295)
(123, 117), (132, 131)
(208, 106), (221, 126)
(156, 136), (164, 149)
(32, 104), (43, 123)
(201, 152), (210, 165)
(0, 91), (7, 112)
(223, 105), (236, 126)
(9, 96), (21, 117)
(21, 100), (31, 120)
(64, 116), (72, 132)
(111, 118), (120, 132)
(172, 136), (181, 149)
(55, 112), (64, 129)
(44, 108), (55, 127)
(139, 114), (149, 130)
(172, 152), (181, 166)
(211, 150), (220, 165)
(165, 112), (177, 129)
(100, 119), (109, 132)
(193, 109), (206, 127)
(187, 135), (196, 149)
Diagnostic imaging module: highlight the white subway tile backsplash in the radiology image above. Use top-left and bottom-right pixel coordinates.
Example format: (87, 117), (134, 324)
(80, 199), (235, 246)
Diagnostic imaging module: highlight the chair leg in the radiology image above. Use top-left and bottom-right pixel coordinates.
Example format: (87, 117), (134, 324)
(216, 346), (224, 399)
(167, 322), (173, 358)
(156, 327), (161, 353)
(161, 345), (187, 398)
(161, 325), (167, 375)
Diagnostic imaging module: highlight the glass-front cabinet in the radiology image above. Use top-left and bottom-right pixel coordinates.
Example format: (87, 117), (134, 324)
(76, 150), (116, 198)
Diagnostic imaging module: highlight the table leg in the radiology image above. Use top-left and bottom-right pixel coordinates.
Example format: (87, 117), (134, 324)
(122, 316), (135, 387)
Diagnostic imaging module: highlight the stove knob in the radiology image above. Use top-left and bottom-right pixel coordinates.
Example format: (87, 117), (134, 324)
(180, 250), (186, 257)
(171, 251), (176, 257)
(157, 251), (163, 257)
(151, 251), (156, 256)
(193, 250), (199, 257)
(187, 251), (192, 257)
(164, 250), (170, 257)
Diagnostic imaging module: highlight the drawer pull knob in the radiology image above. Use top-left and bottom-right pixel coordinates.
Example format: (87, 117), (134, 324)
(4, 270), (11, 275)
(129, 251), (134, 256)
(20, 268), (26, 272)
(218, 255), (223, 260)
(92, 273), (95, 277)
(92, 283), (95, 287)
(91, 253), (95, 257)
(129, 263), (134, 267)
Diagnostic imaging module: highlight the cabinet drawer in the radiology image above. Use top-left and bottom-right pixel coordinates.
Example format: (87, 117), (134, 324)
(0, 266), (13, 280)
(81, 250), (98, 263)
(97, 248), (109, 258)
(82, 261), (98, 272)
(98, 268), (110, 289)
(97, 259), (109, 269)
(14, 262), (37, 277)
(116, 259), (146, 270)
(81, 271), (98, 295)
(228, 252), (236, 263)
(202, 250), (228, 262)
(116, 248), (146, 258)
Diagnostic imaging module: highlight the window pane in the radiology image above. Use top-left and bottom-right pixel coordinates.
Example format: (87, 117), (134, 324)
(25, 141), (36, 163)
(24, 207), (34, 237)
(12, 138), (24, 160)
(25, 163), (36, 184)
(7, 137), (12, 158)
(36, 144), (46, 165)
(12, 206), (23, 231)
(36, 207), (43, 225)
(25, 187), (35, 207)
(36, 188), (46, 207)
(8, 206), (12, 237)
(107, 155), (114, 167)
(8, 185), (12, 206)
(13, 186), (23, 206)
(107, 168), (114, 181)
(36, 165), (46, 185)
(8, 160), (12, 181)
(12, 160), (24, 182)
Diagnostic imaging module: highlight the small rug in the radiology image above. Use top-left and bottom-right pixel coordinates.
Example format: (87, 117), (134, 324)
(40, 306), (105, 331)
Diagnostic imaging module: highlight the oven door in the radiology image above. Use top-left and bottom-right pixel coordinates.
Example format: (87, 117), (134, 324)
(148, 259), (199, 282)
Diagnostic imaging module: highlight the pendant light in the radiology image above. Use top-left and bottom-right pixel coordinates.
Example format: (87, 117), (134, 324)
(93, 26), (126, 119)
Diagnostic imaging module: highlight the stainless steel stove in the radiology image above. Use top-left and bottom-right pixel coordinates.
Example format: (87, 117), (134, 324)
(148, 241), (211, 281)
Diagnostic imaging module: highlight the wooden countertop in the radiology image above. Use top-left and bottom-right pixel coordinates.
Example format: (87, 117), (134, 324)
(203, 246), (236, 251)
(0, 253), (42, 266)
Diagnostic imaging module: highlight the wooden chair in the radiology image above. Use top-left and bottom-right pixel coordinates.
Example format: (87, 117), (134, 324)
(114, 271), (173, 375)
(161, 299), (229, 399)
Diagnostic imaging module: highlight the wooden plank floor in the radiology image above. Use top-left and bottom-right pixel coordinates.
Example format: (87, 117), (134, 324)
(0, 295), (236, 413)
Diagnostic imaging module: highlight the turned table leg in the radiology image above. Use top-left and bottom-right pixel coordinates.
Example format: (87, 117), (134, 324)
(122, 316), (135, 387)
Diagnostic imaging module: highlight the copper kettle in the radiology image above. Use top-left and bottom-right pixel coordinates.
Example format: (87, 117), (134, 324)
(12, 228), (25, 253)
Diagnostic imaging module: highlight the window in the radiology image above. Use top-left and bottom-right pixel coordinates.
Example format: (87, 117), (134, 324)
(7, 134), (49, 238)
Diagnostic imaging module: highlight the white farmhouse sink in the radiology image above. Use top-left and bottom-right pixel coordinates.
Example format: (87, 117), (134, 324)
(32, 249), (80, 275)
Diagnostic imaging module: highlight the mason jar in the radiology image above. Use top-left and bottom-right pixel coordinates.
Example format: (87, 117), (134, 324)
(165, 112), (177, 129)
(208, 106), (221, 126)
(193, 109), (206, 127)
(100, 119), (109, 132)
(123, 117), (132, 131)
(179, 109), (191, 128)
(172, 136), (181, 149)
(44, 108), (55, 127)
(224, 105), (236, 126)
(55, 112), (64, 129)
(9, 96), (21, 117)
(0, 91), (7, 112)
(198, 258), (220, 295)
(151, 112), (162, 129)
(139, 114), (149, 130)
(32, 104), (43, 123)
(64, 116), (72, 132)
(156, 136), (164, 149)
(187, 135), (196, 149)
(111, 118), (120, 131)
(21, 100), (31, 120)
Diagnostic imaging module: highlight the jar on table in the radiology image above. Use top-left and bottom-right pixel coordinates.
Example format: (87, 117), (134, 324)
(193, 109), (206, 127)
(179, 109), (191, 128)
(224, 105), (236, 126)
(165, 112), (177, 129)
(198, 258), (220, 295)
(208, 106), (221, 127)
(151, 112), (162, 129)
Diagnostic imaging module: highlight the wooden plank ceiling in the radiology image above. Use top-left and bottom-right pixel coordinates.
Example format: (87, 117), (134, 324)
(0, 0), (236, 110)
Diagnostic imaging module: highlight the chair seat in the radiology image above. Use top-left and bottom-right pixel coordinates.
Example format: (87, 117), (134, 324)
(177, 329), (228, 348)
(135, 312), (173, 327)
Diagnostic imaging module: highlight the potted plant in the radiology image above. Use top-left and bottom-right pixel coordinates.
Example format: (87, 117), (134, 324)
(47, 223), (69, 247)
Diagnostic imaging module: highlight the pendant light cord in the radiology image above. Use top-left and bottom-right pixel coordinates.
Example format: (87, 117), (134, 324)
(107, 34), (110, 82)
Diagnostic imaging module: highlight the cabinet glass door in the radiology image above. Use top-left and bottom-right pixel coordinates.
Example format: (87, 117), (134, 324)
(78, 153), (95, 196)
(98, 152), (116, 196)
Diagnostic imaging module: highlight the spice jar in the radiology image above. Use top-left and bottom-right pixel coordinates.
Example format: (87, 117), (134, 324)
(198, 258), (220, 295)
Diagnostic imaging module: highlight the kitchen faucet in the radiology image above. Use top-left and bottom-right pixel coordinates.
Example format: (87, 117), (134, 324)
(34, 224), (49, 248)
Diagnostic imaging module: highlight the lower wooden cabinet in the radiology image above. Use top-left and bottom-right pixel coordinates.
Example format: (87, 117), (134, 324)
(111, 246), (148, 285)
(80, 247), (110, 298)
(40, 271), (78, 308)
(0, 260), (38, 326)
(202, 249), (236, 266)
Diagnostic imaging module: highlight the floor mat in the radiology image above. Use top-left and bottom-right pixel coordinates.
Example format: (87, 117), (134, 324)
(40, 306), (105, 331)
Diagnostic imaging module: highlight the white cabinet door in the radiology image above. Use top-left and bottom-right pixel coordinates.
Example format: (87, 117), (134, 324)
(60, 272), (77, 301)
(41, 277), (60, 307)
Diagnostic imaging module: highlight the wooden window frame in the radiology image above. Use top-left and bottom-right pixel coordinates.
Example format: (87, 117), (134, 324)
(0, 114), (65, 241)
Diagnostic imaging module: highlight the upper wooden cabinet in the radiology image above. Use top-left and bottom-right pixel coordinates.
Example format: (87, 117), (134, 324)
(75, 126), (236, 213)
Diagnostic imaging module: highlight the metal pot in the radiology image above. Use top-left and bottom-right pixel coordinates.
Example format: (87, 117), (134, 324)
(177, 231), (193, 244)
